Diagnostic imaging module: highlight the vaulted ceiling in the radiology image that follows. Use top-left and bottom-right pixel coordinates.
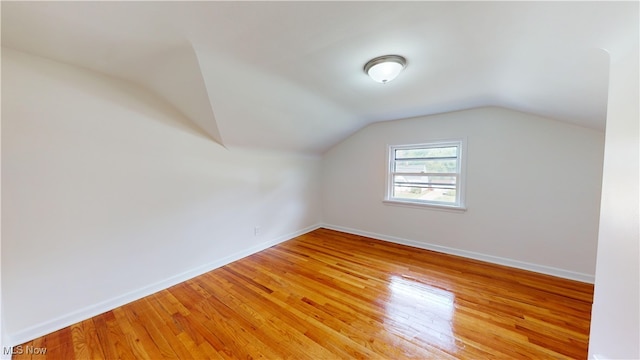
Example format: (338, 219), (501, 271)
(2, 1), (637, 153)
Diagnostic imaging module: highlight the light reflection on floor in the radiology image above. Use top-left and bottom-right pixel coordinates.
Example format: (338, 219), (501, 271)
(385, 275), (457, 352)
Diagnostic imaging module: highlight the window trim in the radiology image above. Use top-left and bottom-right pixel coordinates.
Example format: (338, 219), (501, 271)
(385, 139), (467, 211)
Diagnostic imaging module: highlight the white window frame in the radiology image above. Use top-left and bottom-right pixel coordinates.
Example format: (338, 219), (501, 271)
(384, 139), (467, 211)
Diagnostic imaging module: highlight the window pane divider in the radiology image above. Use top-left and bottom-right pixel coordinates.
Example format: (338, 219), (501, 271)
(392, 172), (459, 177)
(394, 156), (458, 161)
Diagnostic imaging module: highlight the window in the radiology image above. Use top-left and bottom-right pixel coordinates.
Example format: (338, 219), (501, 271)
(386, 140), (466, 210)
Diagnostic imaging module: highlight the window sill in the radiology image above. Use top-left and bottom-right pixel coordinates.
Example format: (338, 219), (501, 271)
(383, 199), (467, 212)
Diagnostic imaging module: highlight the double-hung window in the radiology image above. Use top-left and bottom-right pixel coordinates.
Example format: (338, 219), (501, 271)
(386, 140), (466, 209)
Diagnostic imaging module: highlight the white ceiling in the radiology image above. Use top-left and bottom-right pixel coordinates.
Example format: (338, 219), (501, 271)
(2, 1), (638, 154)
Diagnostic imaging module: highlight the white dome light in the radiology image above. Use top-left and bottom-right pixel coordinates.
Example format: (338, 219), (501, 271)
(364, 55), (407, 84)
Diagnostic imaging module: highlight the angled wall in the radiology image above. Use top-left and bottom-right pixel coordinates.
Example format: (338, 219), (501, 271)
(588, 46), (640, 359)
(1, 48), (322, 346)
(123, 42), (226, 146)
(322, 107), (605, 281)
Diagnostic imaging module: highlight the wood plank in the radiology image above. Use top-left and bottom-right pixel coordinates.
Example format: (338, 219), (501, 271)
(92, 310), (136, 360)
(12, 228), (594, 359)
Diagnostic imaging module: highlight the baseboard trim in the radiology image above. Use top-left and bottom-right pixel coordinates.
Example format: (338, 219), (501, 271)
(321, 223), (595, 284)
(5, 224), (321, 347)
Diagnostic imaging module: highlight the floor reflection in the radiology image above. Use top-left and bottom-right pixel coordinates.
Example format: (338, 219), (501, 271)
(384, 275), (457, 351)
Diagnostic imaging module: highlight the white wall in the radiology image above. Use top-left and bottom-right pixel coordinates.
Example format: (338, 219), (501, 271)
(322, 107), (604, 280)
(1, 48), (322, 346)
(588, 47), (640, 359)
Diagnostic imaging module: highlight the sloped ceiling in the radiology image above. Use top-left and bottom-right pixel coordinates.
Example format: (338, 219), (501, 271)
(2, 1), (637, 154)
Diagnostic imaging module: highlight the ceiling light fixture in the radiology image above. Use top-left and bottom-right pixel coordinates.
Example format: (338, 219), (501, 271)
(364, 55), (407, 84)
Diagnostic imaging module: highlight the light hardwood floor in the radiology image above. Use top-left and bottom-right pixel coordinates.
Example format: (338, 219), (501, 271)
(13, 228), (594, 359)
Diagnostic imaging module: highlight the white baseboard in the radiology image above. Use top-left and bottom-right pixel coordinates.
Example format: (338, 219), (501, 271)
(6, 222), (593, 347)
(5, 224), (322, 347)
(321, 223), (595, 284)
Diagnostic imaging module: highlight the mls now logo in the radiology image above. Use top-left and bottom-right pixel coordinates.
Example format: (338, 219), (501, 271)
(3, 345), (47, 355)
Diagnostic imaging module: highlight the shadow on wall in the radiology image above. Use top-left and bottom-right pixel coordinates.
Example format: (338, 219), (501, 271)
(3, 48), (215, 143)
